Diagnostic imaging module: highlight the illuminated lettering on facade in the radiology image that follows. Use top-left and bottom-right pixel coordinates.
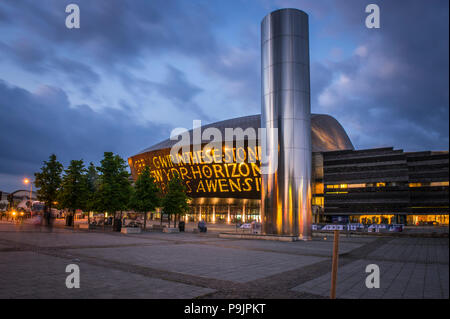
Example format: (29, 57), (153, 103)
(129, 145), (262, 199)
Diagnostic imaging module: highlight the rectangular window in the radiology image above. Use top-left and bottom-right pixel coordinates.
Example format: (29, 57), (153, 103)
(347, 183), (366, 188)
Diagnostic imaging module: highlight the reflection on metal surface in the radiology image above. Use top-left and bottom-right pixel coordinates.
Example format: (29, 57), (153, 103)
(128, 113), (353, 202)
(261, 8), (312, 239)
(134, 113), (353, 155)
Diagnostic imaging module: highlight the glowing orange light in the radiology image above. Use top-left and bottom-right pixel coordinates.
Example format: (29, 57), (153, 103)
(23, 178), (30, 185)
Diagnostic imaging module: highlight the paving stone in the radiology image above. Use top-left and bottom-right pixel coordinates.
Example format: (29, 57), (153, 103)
(0, 251), (214, 299)
(67, 243), (326, 283)
(0, 224), (447, 299)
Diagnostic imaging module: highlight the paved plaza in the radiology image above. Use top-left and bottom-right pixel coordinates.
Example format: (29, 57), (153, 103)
(0, 221), (448, 299)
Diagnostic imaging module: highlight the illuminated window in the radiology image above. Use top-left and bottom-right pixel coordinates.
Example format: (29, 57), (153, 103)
(409, 183), (422, 188)
(325, 191), (348, 194)
(312, 197), (324, 206)
(376, 182), (386, 187)
(314, 183), (324, 194)
(430, 181), (449, 187)
(326, 184), (347, 189)
(347, 183), (366, 188)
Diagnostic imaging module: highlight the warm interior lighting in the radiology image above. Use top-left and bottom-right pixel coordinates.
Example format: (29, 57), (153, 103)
(410, 214), (449, 225)
(430, 181), (449, 187)
(314, 183), (324, 194)
(312, 196), (324, 206)
(326, 191), (348, 194)
(353, 214), (395, 224)
(347, 183), (366, 188)
(326, 184), (348, 189)
(327, 183), (389, 189)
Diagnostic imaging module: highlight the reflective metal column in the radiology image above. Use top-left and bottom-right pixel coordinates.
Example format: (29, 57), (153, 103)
(261, 9), (312, 239)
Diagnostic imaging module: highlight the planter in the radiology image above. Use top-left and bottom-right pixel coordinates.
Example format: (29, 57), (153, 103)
(152, 224), (166, 231)
(163, 227), (180, 233)
(121, 227), (141, 234)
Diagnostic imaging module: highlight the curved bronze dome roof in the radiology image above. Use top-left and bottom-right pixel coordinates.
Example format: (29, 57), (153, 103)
(137, 113), (353, 154)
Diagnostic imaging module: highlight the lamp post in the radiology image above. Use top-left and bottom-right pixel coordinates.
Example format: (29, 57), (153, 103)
(23, 178), (32, 213)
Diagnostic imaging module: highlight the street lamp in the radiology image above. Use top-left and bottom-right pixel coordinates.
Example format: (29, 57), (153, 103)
(23, 178), (32, 212)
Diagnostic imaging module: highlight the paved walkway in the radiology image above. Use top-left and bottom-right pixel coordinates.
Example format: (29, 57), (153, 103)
(0, 222), (447, 299)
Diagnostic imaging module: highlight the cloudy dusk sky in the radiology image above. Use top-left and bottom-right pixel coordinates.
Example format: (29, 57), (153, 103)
(0, 0), (448, 192)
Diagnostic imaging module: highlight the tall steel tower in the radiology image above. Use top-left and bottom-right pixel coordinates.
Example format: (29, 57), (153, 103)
(261, 9), (312, 239)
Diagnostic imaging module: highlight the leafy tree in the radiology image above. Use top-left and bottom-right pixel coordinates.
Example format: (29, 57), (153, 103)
(57, 160), (89, 226)
(34, 154), (63, 218)
(129, 166), (161, 230)
(95, 152), (132, 229)
(85, 162), (99, 223)
(161, 176), (190, 228)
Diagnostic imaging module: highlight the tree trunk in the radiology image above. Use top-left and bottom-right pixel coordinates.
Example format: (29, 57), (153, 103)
(144, 212), (147, 230)
(174, 214), (177, 228)
(160, 212), (163, 226)
(48, 204), (52, 226)
(168, 214), (171, 228)
(112, 212), (116, 228)
(72, 208), (76, 227)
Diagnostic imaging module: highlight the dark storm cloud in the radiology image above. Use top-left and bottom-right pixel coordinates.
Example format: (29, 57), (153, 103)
(0, 39), (101, 96)
(0, 0), (257, 115)
(0, 0), (448, 192)
(0, 40), (47, 73)
(310, 62), (333, 104)
(121, 66), (203, 105)
(119, 65), (211, 121)
(51, 57), (101, 96)
(310, 0), (449, 151)
(156, 66), (203, 103)
(0, 79), (169, 190)
(0, 0), (219, 67)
